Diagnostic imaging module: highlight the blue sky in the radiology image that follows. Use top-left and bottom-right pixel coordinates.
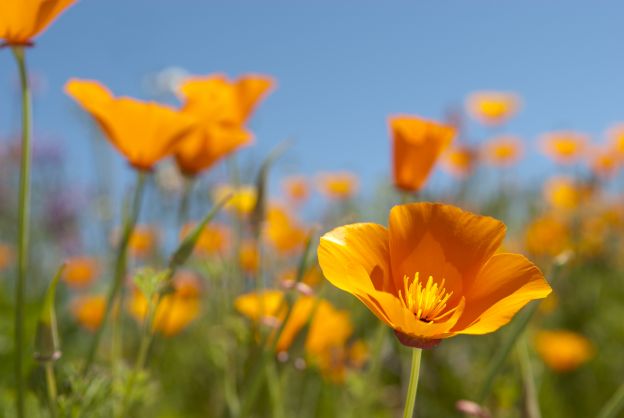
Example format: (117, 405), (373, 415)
(1, 1), (624, 197)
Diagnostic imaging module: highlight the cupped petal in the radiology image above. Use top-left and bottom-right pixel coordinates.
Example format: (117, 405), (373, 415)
(388, 203), (506, 301)
(318, 223), (394, 295)
(236, 75), (275, 121)
(453, 253), (551, 335)
(389, 116), (455, 192)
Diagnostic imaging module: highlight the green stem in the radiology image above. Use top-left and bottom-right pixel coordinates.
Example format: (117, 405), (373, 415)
(518, 337), (541, 418)
(597, 383), (624, 418)
(178, 176), (194, 226)
(12, 46), (32, 418)
(83, 171), (147, 375)
(44, 363), (58, 418)
(402, 348), (422, 418)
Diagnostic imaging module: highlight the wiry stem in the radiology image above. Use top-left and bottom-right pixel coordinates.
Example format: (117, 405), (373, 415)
(12, 46), (32, 418)
(83, 171), (147, 374)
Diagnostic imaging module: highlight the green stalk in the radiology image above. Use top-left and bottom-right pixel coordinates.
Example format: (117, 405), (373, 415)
(83, 171), (147, 374)
(44, 363), (58, 418)
(177, 175), (194, 226)
(518, 336), (541, 418)
(402, 348), (422, 418)
(12, 46), (32, 418)
(597, 383), (624, 418)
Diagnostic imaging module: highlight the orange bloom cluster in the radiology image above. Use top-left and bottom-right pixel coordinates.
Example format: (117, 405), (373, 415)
(318, 202), (551, 348)
(129, 272), (202, 337)
(175, 75), (274, 176)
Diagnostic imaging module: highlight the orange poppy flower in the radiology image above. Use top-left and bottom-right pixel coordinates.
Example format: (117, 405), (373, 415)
(128, 226), (158, 259)
(466, 91), (520, 126)
(482, 136), (523, 167)
(318, 202), (551, 348)
(282, 176), (309, 204)
(525, 215), (571, 258)
(589, 146), (619, 179)
(543, 176), (584, 212)
(179, 222), (230, 256)
(389, 115), (455, 192)
(534, 330), (594, 372)
(539, 131), (588, 165)
(239, 241), (260, 275)
(72, 295), (106, 332)
(0, 0), (76, 46)
(213, 184), (257, 217)
(65, 79), (196, 171)
(317, 172), (359, 200)
(264, 205), (308, 254)
(129, 272), (201, 337)
(441, 145), (477, 178)
(62, 256), (100, 289)
(174, 74), (274, 176)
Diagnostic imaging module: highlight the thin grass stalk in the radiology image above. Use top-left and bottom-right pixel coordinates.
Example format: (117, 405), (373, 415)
(83, 171), (147, 374)
(11, 46), (32, 418)
(44, 363), (58, 418)
(518, 336), (541, 418)
(597, 383), (624, 418)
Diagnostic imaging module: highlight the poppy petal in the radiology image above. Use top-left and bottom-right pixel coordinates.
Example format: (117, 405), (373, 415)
(453, 253), (551, 335)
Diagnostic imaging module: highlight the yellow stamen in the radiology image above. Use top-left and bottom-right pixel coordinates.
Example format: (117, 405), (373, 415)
(399, 273), (458, 323)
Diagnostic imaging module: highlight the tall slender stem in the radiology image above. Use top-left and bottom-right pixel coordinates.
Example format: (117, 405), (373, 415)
(44, 363), (58, 418)
(518, 337), (541, 418)
(83, 171), (147, 374)
(12, 46), (32, 418)
(597, 383), (624, 418)
(177, 176), (194, 226)
(402, 348), (422, 418)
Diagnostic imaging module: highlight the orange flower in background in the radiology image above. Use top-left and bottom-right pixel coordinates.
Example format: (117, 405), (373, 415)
(466, 91), (520, 125)
(0, 0), (76, 46)
(441, 145), (477, 178)
(318, 203), (551, 348)
(540, 131), (588, 165)
(0, 243), (14, 271)
(264, 205), (308, 254)
(129, 271), (201, 337)
(607, 124), (624, 159)
(389, 115), (455, 192)
(482, 136), (523, 167)
(62, 256), (100, 289)
(179, 222), (230, 256)
(525, 215), (571, 258)
(534, 330), (594, 372)
(65, 79), (196, 171)
(280, 264), (324, 288)
(128, 226), (158, 259)
(175, 74), (274, 176)
(543, 177), (585, 212)
(235, 291), (350, 358)
(282, 176), (310, 204)
(589, 146), (619, 180)
(239, 241), (260, 274)
(214, 184), (257, 217)
(317, 172), (358, 200)
(72, 295), (106, 332)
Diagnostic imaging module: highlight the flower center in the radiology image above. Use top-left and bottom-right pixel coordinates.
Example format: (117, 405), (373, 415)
(400, 273), (458, 323)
